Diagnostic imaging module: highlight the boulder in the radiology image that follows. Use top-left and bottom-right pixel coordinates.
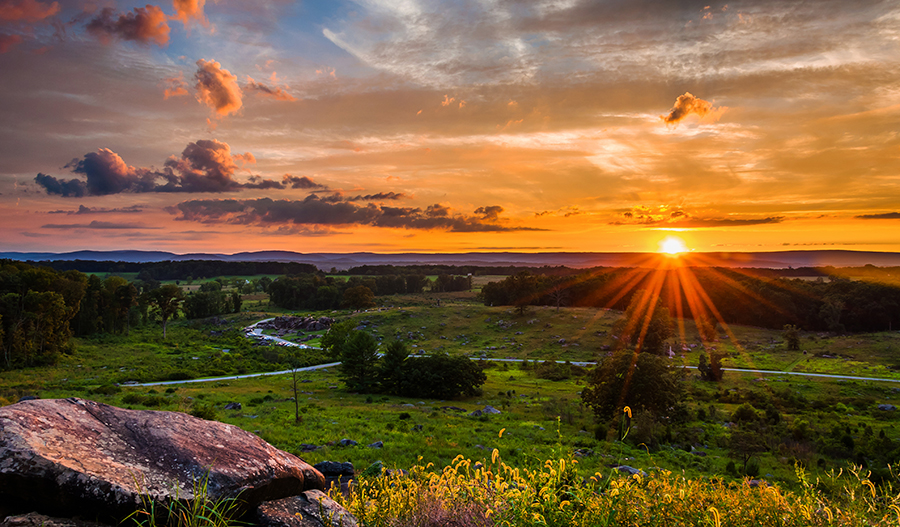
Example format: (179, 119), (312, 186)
(224, 402), (242, 410)
(313, 462), (354, 477)
(878, 404), (897, 411)
(0, 398), (325, 520)
(0, 512), (107, 527)
(257, 490), (357, 527)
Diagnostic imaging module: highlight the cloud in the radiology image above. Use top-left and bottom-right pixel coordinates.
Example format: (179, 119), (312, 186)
(283, 175), (325, 189)
(856, 212), (900, 219)
(41, 220), (159, 229)
(171, 0), (208, 27)
(169, 196), (542, 232)
(0, 0), (59, 22)
(0, 33), (23, 53)
(245, 76), (296, 101)
(346, 192), (407, 201)
(163, 72), (189, 99)
(474, 205), (503, 221)
(671, 217), (785, 227)
(35, 139), (283, 196)
(48, 205), (144, 215)
(660, 92), (725, 126)
(611, 207), (783, 227)
(195, 59), (242, 117)
(85, 5), (170, 48)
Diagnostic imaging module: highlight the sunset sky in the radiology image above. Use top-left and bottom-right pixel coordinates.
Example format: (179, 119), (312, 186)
(2, 0), (899, 255)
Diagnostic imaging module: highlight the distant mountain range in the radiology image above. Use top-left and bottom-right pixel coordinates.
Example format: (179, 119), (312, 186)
(3, 249), (900, 270)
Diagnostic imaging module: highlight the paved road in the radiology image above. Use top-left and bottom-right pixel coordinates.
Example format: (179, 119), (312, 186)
(128, 318), (900, 387)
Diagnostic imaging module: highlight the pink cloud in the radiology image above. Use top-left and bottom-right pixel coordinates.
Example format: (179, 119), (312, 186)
(0, 0), (59, 22)
(86, 5), (170, 48)
(195, 59), (242, 117)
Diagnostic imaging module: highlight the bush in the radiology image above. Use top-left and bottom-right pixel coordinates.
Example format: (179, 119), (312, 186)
(190, 402), (217, 421)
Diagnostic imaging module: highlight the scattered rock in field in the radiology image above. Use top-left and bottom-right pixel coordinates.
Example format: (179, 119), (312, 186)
(615, 465), (647, 477)
(368, 441), (384, 449)
(878, 404), (897, 411)
(362, 461), (384, 477)
(257, 489), (358, 527)
(337, 438), (358, 447)
(299, 444), (320, 452)
(224, 402), (242, 410)
(574, 448), (594, 457)
(412, 425), (423, 432)
(441, 406), (466, 412)
(468, 409), (483, 417)
(482, 405), (502, 414)
(313, 461), (354, 477)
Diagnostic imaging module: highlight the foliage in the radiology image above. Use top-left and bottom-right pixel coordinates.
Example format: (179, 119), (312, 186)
(334, 450), (900, 527)
(126, 470), (244, 527)
(320, 319), (355, 359)
(581, 349), (682, 421)
(697, 350), (724, 381)
(339, 330), (380, 392)
(783, 324), (801, 350)
(394, 354), (486, 399)
(150, 284), (184, 339)
(613, 291), (674, 355)
(343, 285), (376, 310)
(377, 339), (410, 394)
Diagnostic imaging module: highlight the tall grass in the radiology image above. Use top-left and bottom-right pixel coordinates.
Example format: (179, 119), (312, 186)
(125, 471), (245, 527)
(332, 449), (900, 527)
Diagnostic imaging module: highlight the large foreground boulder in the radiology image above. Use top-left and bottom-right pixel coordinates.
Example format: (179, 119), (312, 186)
(257, 490), (358, 527)
(0, 398), (325, 520)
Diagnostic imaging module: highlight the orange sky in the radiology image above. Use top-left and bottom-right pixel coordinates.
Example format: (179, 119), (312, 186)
(1, 0), (899, 255)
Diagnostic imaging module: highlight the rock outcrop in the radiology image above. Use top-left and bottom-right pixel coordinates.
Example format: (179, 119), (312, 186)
(255, 316), (334, 332)
(0, 398), (325, 521)
(257, 490), (358, 527)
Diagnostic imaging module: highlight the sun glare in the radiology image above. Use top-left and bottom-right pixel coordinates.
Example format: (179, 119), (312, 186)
(660, 236), (688, 255)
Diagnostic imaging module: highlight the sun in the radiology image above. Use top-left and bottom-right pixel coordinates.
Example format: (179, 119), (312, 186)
(659, 235), (688, 255)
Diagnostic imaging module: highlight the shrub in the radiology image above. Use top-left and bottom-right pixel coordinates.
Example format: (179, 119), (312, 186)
(190, 402), (217, 421)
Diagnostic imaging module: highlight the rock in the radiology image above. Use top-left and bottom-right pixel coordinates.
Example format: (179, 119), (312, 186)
(440, 406), (466, 412)
(223, 402), (242, 410)
(17, 396), (38, 403)
(367, 441), (383, 449)
(361, 461), (384, 477)
(482, 405), (502, 414)
(878, 404), (897, 411)
(313, 461), (354, 477)
(299, 444), (320, 452)
(615, 465), (647, 477)
(0, 398), (324, 520)
(337, 439), (358, 447)
(468, 410), (482, 417)
(257, 489), (358, 527)
(0, 512), (107, 527)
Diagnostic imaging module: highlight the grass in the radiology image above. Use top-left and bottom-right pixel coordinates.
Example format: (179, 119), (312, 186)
(3, 292), (900, 525)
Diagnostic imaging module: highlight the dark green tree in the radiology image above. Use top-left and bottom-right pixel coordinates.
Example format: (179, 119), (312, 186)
(697, 350), (724, 381)
(321, 319), (354, 359)
(378, 339), (409, 394)
(613, 291), (674, 355)
(150, 284), (183, 339)
(783, 324), (800, 350)
(581, 349), (682, 421)
(342, 285), (376, 310)
(339, 330), (380, 392)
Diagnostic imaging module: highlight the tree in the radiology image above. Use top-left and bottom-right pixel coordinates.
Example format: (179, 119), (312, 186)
(339, 330), (380, 392)
(547, 283), (569, 313)
(783, 324), (800, 351)
(231, 291), (242, 313)
(321, 319), (354, 359)
(581, 349), (682, 422)
(378, 340), (409, 394)
(613, 291), (674, 355)
(150, 284), (183, 339)
(728, 426), (767, 474)
(697, 350), (724, 381)
(342, 285), (376, 310)
(394, 354), (486, 399)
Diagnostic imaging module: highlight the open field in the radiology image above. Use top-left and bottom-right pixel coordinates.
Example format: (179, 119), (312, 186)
(3, 291), (900, 492)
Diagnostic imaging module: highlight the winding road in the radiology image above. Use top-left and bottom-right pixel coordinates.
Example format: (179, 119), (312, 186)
(129, 319), (900, 387)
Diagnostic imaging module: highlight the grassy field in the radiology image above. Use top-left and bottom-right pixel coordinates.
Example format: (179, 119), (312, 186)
(3, 290), (900, 497)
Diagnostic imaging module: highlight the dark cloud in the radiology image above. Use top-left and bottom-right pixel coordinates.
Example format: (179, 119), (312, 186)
(672, 217), (785, 227)
(283, 175), (325, 189)
(48, 204), (144, 215)
(85, 5), (170, 48)
(856, 212), (900, 219)
(169, 196), (542, 232)
(346, 192), (407, 201)
(661, 92), (723, 126)
(41, 220), (159, 229)
(195, 59), (242, 117)
(35, 139), (283, 196)
(245, 76), (296, 101)
(35, 172), (86, 197)
(475, 205), (503, 221)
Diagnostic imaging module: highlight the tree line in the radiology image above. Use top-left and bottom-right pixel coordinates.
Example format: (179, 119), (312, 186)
(482, 268), (900, 332)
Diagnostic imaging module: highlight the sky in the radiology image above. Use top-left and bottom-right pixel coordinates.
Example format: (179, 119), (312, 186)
(1, 0), (899, 255)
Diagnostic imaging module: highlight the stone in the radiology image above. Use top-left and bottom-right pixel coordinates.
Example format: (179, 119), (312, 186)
(313, 461), (354, 477)
(0, 398), (324, 521)
(367, 441), (383, 449)
(256, 489), (358, 527)
(223, 402), (242, 410)
(17, 396), (38, 403)
(337, 439), (358, 447)
(878, 404), (897, 411)
(615, 465), (647, 477)
(482, 405), (502, 414)
(0, 512), (107, 527)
